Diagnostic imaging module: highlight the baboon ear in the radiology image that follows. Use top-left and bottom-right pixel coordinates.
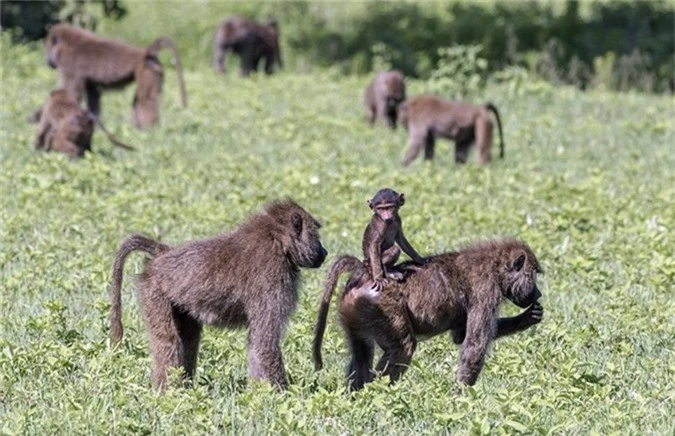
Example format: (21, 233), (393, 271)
(509, 252), (526, 272)
(398, 193), (405, 206)
(367, 199), (374, 210)
(292, 213), (303, 235)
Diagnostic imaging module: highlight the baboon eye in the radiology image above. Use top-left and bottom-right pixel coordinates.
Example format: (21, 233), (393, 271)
(52, 35), (58, 45)
(291, 213), (303, 234)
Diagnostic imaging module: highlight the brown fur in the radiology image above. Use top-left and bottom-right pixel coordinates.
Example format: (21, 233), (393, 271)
(362, 188), (425, 289)
(364, 71), (406, 129)
(45, 24), (187, 129)
(213, 17), (283, 76)
(399, 95), (504, 166)
(34, 89), (134, 157)
(313, 239), (543, 390)
(110, 200), (327, 391)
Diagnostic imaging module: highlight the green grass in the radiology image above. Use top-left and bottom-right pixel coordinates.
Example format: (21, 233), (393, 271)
(1, 31), (674, 434)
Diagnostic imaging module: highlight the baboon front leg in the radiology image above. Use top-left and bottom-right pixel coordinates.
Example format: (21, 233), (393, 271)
(424, 131), (435, 160)
(376, 103), (394, 129)
(264, 54), (274, 75)
(367, 104), (377, 125)
(85, 82), (101, 116)
(456, 308), (495, 386)
(140, 289), (183, 391)
(475, 116), (493, 164)
(346, 333), (375, 391)
(495, 302), (543, 339)
(173, 306), (203, 382)
(247, 316), (288, 389)
(214, 45), (226, 74)
(402, 126), (429, 166)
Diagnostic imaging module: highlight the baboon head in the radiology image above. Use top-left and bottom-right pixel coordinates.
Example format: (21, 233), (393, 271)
(501, 244), (543, 308)
(368, 188), (404, 223)
(45, 25), (66, 68)
(266, 200), (328, 269)
(132, 58), (164, 129)
(385, 73), (405, 110)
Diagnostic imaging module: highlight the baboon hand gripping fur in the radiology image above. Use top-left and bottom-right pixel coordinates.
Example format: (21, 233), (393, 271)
(111, 200), (327, 391)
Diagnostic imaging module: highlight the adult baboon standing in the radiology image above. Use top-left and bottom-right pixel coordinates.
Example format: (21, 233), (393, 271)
(314, 239), (543, 390)
(111, 200), (328, 390)
(399, 95), (504, 166)
(44, 24), (187, 129)
(364, 71), (406, 129)
(213, 17), (283, 76)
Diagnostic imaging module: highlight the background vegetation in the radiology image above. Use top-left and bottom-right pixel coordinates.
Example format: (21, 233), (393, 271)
(2, 0), (674, 92)
(1, 1), (674, 434)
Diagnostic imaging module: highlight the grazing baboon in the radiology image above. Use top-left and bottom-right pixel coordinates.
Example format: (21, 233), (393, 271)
(362, 188), (426, 291)
(213, 17), (283, 76)
(313, 239), (543, 390)
(34, 89), (134, 157)
(111, 200), (328, 391)
(365, 71), (406, 129)
(44, 24), (187, 129)
(398, 95), (504, 166)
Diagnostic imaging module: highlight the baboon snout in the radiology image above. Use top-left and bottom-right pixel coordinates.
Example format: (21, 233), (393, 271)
(311, 244), (328, 268)
(47, 55), (57, 68)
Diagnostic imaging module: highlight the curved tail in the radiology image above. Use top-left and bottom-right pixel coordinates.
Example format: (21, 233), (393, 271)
(147, 36), (188, 108)
(87, 112), (135, 151)
(110, 234), (169, 342)
(313, 254), (365, 370)
(485, 102), (504, 159)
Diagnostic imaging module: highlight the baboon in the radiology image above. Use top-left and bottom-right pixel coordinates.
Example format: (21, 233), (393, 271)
(213, 17), (283, 76)
(398, 95), (504, 166)
(362, 188), (426, 291)
(34, 89), (134, 157)
(44, 24), (187, 129)
(111, 200), (328, 391)
(365, 71), (406, 129)
(313, 239), (543, 390)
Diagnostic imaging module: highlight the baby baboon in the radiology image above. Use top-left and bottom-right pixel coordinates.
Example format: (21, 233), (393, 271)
(313, 239), (543, 390)
(398, 95), (504, 166)
(44, 24), (187, 129)
(363, 188), (426, 291)
(111, 200), (328, 391)
(213, 17), (283, 76)
(34, 89), (134, 157)
(364, 71), (406, 129)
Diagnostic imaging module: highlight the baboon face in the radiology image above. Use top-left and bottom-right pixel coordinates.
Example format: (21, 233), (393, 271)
(271, 203), (327, 269)
(132, 60), (163, 129)
(503, 250), (543, 308)
(368, 188), (404, 223)
(45, 30), (61, 68)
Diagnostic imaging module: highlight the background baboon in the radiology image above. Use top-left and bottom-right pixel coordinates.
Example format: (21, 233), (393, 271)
(398, 95), (504, 166)
(213, 17), (283, 76)
(364, 70), (406, 129)
(34, 89), (134, 157)
(111, 200), (327, 390)
(45, 24), (187, 129)
(362, 188), (425, 290)
(314, 239), (543, 390)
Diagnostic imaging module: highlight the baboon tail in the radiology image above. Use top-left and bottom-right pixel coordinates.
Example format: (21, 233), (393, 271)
(147, 36), (188, 108)
(485, 102), (504, 159)
(87, 113), (135, 151)
(110, 234), (169, 342)
(313, 254), (364, 371)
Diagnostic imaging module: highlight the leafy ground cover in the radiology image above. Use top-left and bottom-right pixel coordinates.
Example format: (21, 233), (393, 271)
(1, 33), (674, 434)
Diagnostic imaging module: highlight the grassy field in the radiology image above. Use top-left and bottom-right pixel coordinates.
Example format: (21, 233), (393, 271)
(1, 24), (674, 434)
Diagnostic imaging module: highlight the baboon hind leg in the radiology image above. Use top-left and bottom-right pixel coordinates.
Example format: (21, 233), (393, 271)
(374, 314), (417, 384)
(475, 116), (493, 164)
(140, 286), (183, 391)
(85, 82), (101, 116)
(346, 333), (375, 391)
(423, 130), (435, 160)
(381, 246), (403, 281)
(173, 306), (202, 383)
